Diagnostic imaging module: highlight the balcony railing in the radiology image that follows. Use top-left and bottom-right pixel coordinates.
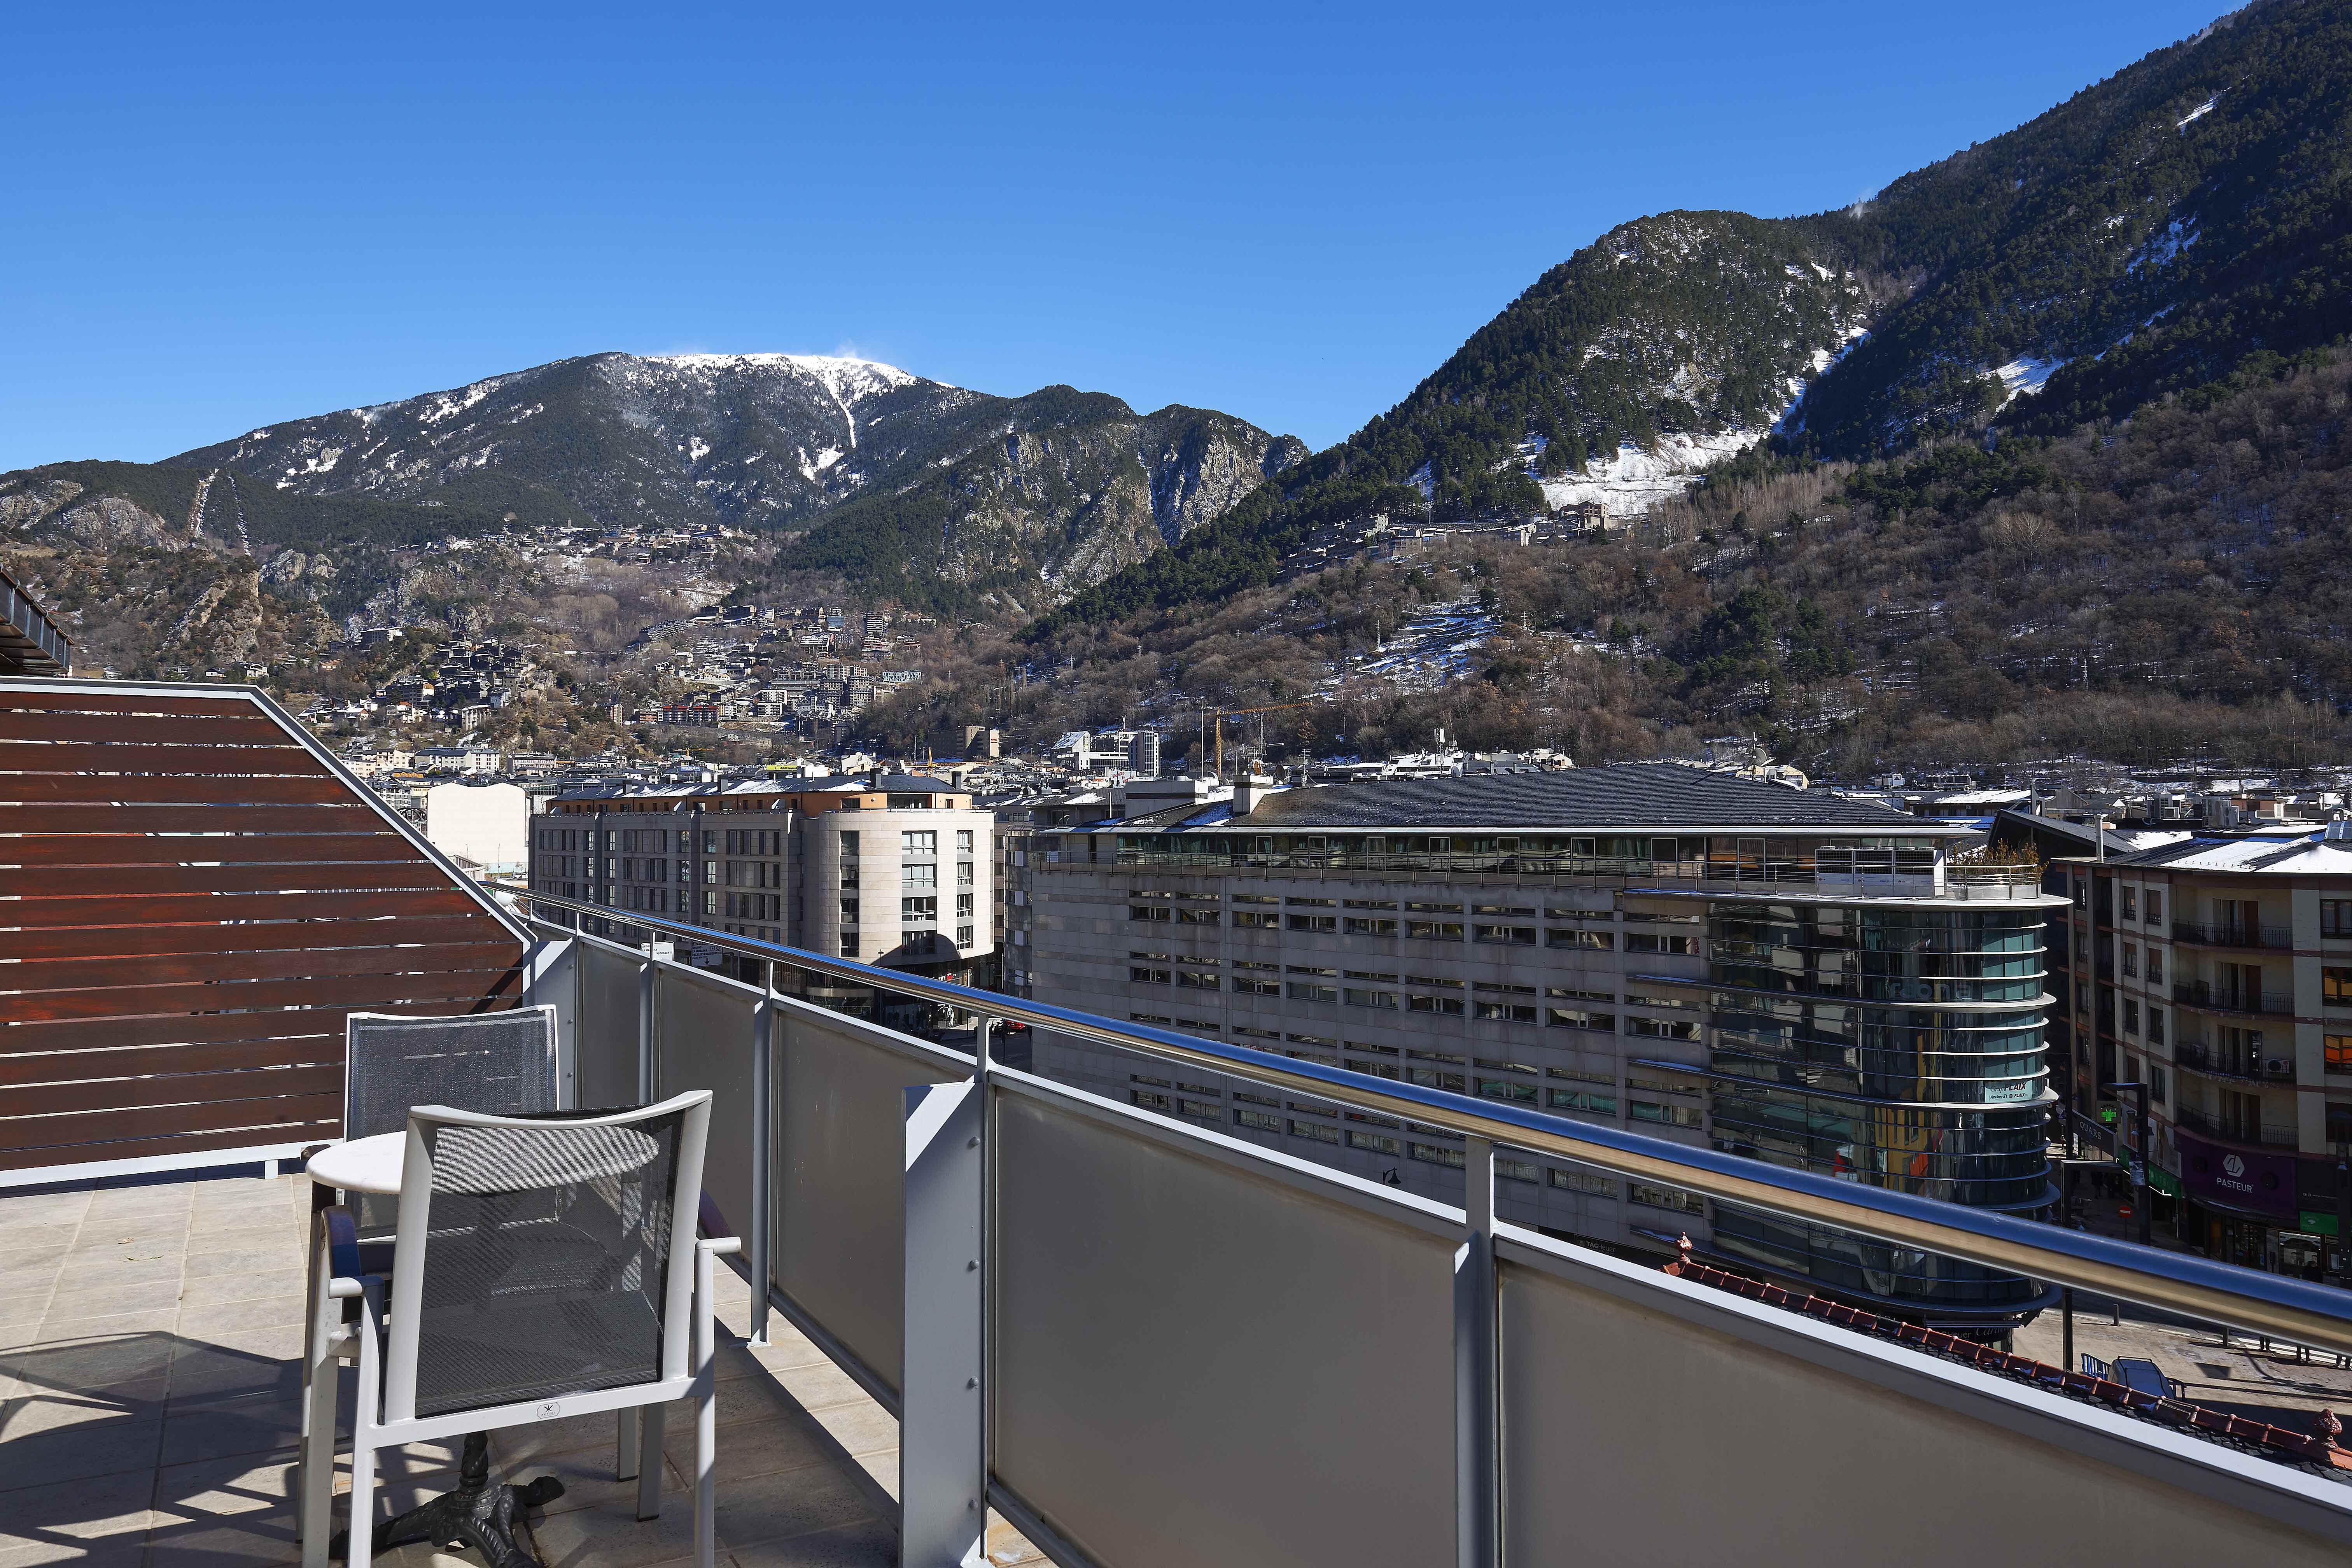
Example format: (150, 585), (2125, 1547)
(2175, 1108), (2303, 1150)
(2175, 1041), (2298, 1084)
(496, 885), (2352, 1563)
(2173, 920), (2295, 951)
(2174, 982), (2297, 1017)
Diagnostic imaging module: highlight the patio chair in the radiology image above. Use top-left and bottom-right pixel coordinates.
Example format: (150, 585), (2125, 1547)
(301, 1091), (734, 1568)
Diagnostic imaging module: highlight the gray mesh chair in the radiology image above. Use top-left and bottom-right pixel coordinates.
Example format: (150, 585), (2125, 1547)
(303, 1091), (734, 1568)
(337, 1007), (560, 1235)
(345, 1007), (560, 1139)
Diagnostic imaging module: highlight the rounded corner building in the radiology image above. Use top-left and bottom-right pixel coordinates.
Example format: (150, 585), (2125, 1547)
(1009, 761), (2063, 1335)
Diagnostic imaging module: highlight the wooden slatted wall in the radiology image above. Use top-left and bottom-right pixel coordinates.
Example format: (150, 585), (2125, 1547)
(0, 683), (529, 1176)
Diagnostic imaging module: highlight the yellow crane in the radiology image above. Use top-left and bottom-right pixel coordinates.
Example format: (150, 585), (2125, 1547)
(1209, 700), (1322, 781)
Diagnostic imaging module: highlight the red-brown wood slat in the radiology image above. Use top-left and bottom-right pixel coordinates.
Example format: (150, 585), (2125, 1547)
(0, 709), (295, 746)
(0, 1034), (353, 1087)
(0, 740), (329, 775)
(1, 994), (516, 1054)
(2, 833), (410, 868)
(2, 966), (524, 1022)
(0, 1090), (347, 1155)
(0, 1122), (341, 1174)
(1, 804), (378, 833)
(7, 940), (520, 992)
(0, 774), (359, 806)
(10, 1062), (348, 1118)
(0, 691), (262, 719)
(4, 914), (506, 962)
(0, 861), (465, 899)
(0, 684), (537, 1177)
(7, 888), (486, 928)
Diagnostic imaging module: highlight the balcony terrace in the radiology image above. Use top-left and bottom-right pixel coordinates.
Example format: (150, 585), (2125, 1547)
(5, 681), (2352, 1566)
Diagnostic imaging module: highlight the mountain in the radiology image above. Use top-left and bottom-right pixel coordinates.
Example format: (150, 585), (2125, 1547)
(1044, 0), (2352, 633)
(159, 352), (1302, 610)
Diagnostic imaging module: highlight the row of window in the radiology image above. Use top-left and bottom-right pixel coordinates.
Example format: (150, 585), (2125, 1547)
(1129, 903), (1689, 952)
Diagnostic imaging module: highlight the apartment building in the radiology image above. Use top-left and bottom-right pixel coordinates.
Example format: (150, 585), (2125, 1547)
(527, 773), (994, 983)
(1012, 763), (2059, 1331)
(2051, 824), (2352, 1278)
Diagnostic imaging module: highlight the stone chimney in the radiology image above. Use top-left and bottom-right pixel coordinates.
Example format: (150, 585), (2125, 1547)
(1231, 768), (1274, 817)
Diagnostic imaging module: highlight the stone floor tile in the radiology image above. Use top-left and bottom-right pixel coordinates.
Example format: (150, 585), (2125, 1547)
(179, 1246), (292, 1283)
(172, 1293), (304, 1339)
(662, 1410), (836, 1487)
(42, 1278), (187, 1322)
(0, 1240), (72, 1274)
(181, 1266), (307, 1308)
(526, 1493), (706, 1568)
(159, 1394), (308, 1465)
(164, 1326), (303, 1406)
(709, 1460), (887, 1556)
(0, 1464), (154, 1550)
(50, 1254), (183, 1293)
(9, 1331), (178, 1395)
(32, 1309), (179, 1345)
(726, 1514), (897, 1568)
(0, 1412), (163, 1488)
(763, 1361), (867, 1415)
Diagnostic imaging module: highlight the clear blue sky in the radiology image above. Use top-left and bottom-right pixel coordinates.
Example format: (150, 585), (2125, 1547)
(3, 1), (2231, 471)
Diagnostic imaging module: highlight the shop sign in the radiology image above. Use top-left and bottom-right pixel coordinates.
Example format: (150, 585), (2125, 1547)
(2147, 1167), (2182, 1199)
(2298, 1211), (2339, 1237)
(2177, 1130), (2298, 1218)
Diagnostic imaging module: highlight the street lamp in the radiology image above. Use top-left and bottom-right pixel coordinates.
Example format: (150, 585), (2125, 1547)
(2106, 1080), (2152, 1248)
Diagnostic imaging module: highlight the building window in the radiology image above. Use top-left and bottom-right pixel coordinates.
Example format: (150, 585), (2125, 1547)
(1624, 932), (1693, 955)
(839, 935), (858, 957)
(903, 830), (936, 856)
(1347, 1130), (1402, 1156)
(2327, 1036), (2352, 1073)
(2330, 1104), (2352, 1146)
(1549, 1169), (1615, 1197)
(1345, 917), (1399, 936)
(1236, 1109), (1282, 1133)
(2123, 998), (2139, 1036)
(956, 924), (974, 947)
(2147, 1006), (2164, 1046)
(2326, 901), (2352, 939)
(2122, 887), (2138, 922)
(903, 896), (937, 923)
(1626, 1016), (1699, 1041)
(1233, 909), (1278, 929)
(1288, 913), (1337, 933)
(1474, 924), (1536, 946)
(1129, 904), (1171, 923)
(2149, 1065), (2168, 1105)
(2327, 968), (2352, 1008)
(1630, 1101), (1702, 1129)
(2146, 889), (2163, 925)
(957, 861), (974, 884)
(905, 863), (937, 889)
(1410, 1141), (1465, 1168)
(1629, 1183), (1703, 1214)
(1407, 919), (1464, 941)
(2147, 948), (2164, 987)
(1290, 1119), (1340, 1144)
(957, 830), (974, 852)
(2121, 944), (2138, 978)
(1547, 928), (1613, 951)
(840, 899), (859, 924)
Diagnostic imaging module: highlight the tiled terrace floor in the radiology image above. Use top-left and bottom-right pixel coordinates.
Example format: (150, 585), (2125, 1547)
(0, 1169), (1043, 1567)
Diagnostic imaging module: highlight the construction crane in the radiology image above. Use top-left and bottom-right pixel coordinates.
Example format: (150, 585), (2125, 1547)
(1208, 700), (1323, 782)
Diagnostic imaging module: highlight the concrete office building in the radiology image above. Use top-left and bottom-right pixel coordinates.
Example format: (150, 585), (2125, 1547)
(528, 773), (994, 987)
(1013, 763), (2059, 1330)
(2048, 824), (2352, 1278)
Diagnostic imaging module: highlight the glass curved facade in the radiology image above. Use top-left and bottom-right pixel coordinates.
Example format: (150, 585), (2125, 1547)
(1699, 902), (2056, 1314)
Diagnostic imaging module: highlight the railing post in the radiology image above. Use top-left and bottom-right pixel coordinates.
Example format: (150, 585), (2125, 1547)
(637, 937), (657, 1105)
(901, 1074), (984, 1568)
(749, 962), (774, 1348)
(1456, 1136), (1500, 1568)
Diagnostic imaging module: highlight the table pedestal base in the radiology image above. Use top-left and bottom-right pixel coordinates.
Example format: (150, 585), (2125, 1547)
(332, 1432), (564, 1566)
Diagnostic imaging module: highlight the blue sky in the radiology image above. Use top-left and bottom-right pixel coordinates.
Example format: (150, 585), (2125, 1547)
(3, 1), (2231, 470)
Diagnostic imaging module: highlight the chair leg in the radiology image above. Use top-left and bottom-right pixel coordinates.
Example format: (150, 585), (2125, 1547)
(299, 1215), (339, 1566)
(636, 1404), (665, 1521)
(346, 1440), (377, 1568)
(617, 1406), (640, 1482)
(695, 1239), (718, 1568)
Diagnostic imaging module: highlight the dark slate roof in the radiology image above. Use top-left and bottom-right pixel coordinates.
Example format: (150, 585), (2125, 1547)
(1172, 764), (1935, 833)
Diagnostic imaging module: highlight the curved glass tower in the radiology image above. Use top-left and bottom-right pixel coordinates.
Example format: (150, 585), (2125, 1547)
(1700, 901), (2058, 1314)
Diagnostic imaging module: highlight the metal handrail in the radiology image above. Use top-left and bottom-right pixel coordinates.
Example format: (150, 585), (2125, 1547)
(492, 882), (2352, 1356)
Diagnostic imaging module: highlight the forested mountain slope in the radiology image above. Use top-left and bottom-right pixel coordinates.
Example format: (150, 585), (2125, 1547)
(1044, 0), (2352, 634)
(884, 346), (2352, 771)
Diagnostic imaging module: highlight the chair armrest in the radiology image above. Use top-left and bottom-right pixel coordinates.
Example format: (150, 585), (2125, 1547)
(698, 1236), (743, 1258)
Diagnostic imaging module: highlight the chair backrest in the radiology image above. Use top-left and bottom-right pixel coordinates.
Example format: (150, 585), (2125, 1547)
(345, 1007), (559, 1143)
(379, 1090), (712, 1424)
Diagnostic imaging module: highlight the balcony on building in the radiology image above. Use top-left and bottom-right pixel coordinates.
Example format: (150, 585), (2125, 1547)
(8, 684), (2352, 1565)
